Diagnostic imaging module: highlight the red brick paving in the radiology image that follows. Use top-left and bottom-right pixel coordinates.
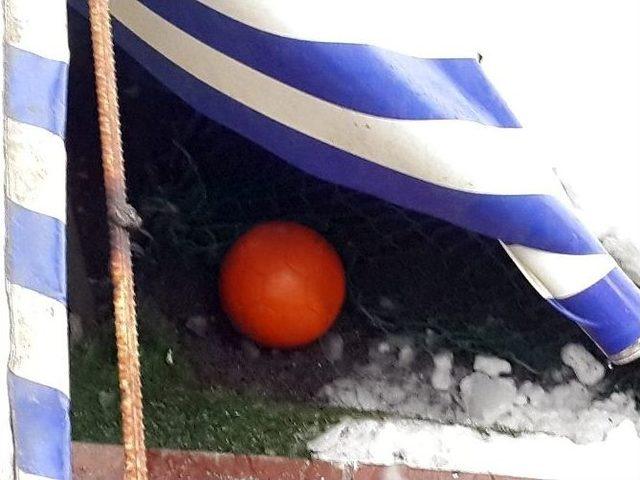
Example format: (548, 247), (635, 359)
(72, 442), (534, 480)
(146, 449), (344, 480)
(72, 443), (123, 480)
(353, 464), (529, 480)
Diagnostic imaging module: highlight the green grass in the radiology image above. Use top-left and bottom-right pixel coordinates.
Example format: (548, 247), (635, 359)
(70, 303), (352, 457)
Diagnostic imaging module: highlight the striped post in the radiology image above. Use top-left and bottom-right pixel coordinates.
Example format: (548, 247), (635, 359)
(2, 0), (71, 479)
(1, 5), (14, 478)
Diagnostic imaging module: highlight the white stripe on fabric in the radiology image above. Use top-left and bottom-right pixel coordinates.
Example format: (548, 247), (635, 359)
(0, 2), (17, 475)
(501, 242), (617, 300)
(7, 283), (69, 397)
(112, 0), (565, 198)
(5, 119), (66, 222)
(197, 0), (478, 59)
(4, 0), (69, 62)
(16, 469), (57, 480)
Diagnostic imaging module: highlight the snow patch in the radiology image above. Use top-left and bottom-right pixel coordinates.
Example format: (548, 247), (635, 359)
(368, 337), (417, 370)
(397, 345), (415, 369)
(561, 343), (605, 386)
(473, 354), (512, 377)
(430, 351), (453, 391)
(318, 338), (640, 444)
(308, 417), (640, 480)
(460, 372), (517, 423)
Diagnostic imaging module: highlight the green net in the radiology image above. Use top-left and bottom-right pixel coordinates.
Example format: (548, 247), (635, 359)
(67, 31), (584, 409)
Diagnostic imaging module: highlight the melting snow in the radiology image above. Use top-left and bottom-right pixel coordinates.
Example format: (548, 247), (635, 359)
(430, 351), (454, 391)
(473, 354), (512, 377)
(561, 343), (606, 387)
(308, 418), (640, 480)
(317, 339), (640, 444)
(460, 372), (517, 424)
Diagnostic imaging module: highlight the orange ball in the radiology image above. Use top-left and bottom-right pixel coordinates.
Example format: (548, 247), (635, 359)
(219, 221), (346, 349)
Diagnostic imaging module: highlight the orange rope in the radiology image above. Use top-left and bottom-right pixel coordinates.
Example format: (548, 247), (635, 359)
(87, 0), (148, 478)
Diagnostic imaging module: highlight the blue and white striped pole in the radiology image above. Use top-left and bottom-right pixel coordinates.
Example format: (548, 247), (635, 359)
(2, 0), (71, 478)
(1, 5), (15, 476)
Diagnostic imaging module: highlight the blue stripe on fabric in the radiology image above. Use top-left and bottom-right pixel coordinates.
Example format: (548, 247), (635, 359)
(8, 371), (71, 480)
(554, 268), (640, 356)
(139, 0), (520, 127)
(5, 45), (68, 137)
(6, 200), (67, 303)
(108, 19), (603, 256)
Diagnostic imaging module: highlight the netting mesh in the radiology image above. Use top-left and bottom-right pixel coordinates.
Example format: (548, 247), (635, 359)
(65, 12), (640, 457)
(127, 104), (578, 371)
(67, 28), (584, 412)
(140, 136), (528, 325)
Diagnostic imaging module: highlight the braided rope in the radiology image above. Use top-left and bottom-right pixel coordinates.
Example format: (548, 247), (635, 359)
(87, 0), (148, 478)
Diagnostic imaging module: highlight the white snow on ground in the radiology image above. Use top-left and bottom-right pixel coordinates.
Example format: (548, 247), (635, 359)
(317, 339), (640, 444)
(308, 418), (640, 480)
(473, 354), (512, 377)
(460, 372), (517, 424)
(561, 343), (606, 387)
(430, 351), (453, 391)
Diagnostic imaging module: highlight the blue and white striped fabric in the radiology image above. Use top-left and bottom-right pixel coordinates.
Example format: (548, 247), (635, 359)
(71, 0), (640, 363)
(2, 0), (71, 478)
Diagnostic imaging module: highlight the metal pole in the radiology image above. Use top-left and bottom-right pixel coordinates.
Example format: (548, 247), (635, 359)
(87, 0), (147, 478)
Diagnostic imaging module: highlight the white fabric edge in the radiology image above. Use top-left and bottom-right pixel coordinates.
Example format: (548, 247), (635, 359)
(502, 242), (616, 300)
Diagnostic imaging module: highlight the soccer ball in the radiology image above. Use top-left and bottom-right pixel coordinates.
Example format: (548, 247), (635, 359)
(219, 221), (346, 348)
